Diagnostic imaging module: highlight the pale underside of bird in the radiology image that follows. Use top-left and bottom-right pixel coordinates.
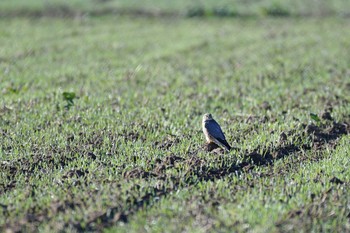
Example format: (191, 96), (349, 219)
(202, 113), (231, 151)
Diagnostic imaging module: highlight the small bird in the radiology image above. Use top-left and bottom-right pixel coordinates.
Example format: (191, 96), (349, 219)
(202, 113), (231, 151)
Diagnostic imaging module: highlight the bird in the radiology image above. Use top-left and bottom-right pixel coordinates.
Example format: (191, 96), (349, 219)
(202, 113), (231, 151)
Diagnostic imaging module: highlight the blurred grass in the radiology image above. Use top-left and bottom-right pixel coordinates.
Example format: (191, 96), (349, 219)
(0, 0), (350, 17)
(1, 1), (350, 232)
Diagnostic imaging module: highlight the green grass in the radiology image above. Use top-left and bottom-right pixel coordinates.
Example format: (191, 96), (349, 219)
(113, 138), (350, 232)
(1, 0), (350, 17)
(1, 2), (350, 233)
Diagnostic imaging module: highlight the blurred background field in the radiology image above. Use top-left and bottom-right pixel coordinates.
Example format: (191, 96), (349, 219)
(1, 0), (350, 17)
(1, 1), (349, 233)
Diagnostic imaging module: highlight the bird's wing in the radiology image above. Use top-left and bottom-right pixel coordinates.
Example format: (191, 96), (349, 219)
(205, 120), (226, 141)
(212, 137), (231, 151)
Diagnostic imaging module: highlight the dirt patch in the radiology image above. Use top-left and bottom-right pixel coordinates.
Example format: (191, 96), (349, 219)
(151, 155), (185, 175)
(204, 142), (221, 152)
(304, 121), (349, 149)
(154, 135), (180, 150)
(246, 115), (269, 124)
(329, 176), (344, 184)
(0, 161), (18, 176)
(321, 111), (333, 121)
(245, 151), (273, 165)
(0, 180), (16, 195)
(118, 130), (146, 143)
(62, 169), (88, 179)
(163, 155), (184, 165)
(124, 168), (155, 179)
(260, 101), (272, 111)
(276, 144), (302, 159)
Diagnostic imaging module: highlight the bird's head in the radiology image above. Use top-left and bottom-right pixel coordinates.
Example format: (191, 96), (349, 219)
(203, 113), (213, 121)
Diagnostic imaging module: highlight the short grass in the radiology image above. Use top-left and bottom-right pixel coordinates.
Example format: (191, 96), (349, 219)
(1, 3), (350, 233)
(1, 0), (350, 17)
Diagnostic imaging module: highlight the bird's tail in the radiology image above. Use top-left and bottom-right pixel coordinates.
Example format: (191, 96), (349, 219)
(217, 138), (232, 151)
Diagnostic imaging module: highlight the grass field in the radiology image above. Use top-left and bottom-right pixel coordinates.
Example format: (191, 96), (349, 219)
(1, 1), (350, 232)
(1, 0), (350, 17)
